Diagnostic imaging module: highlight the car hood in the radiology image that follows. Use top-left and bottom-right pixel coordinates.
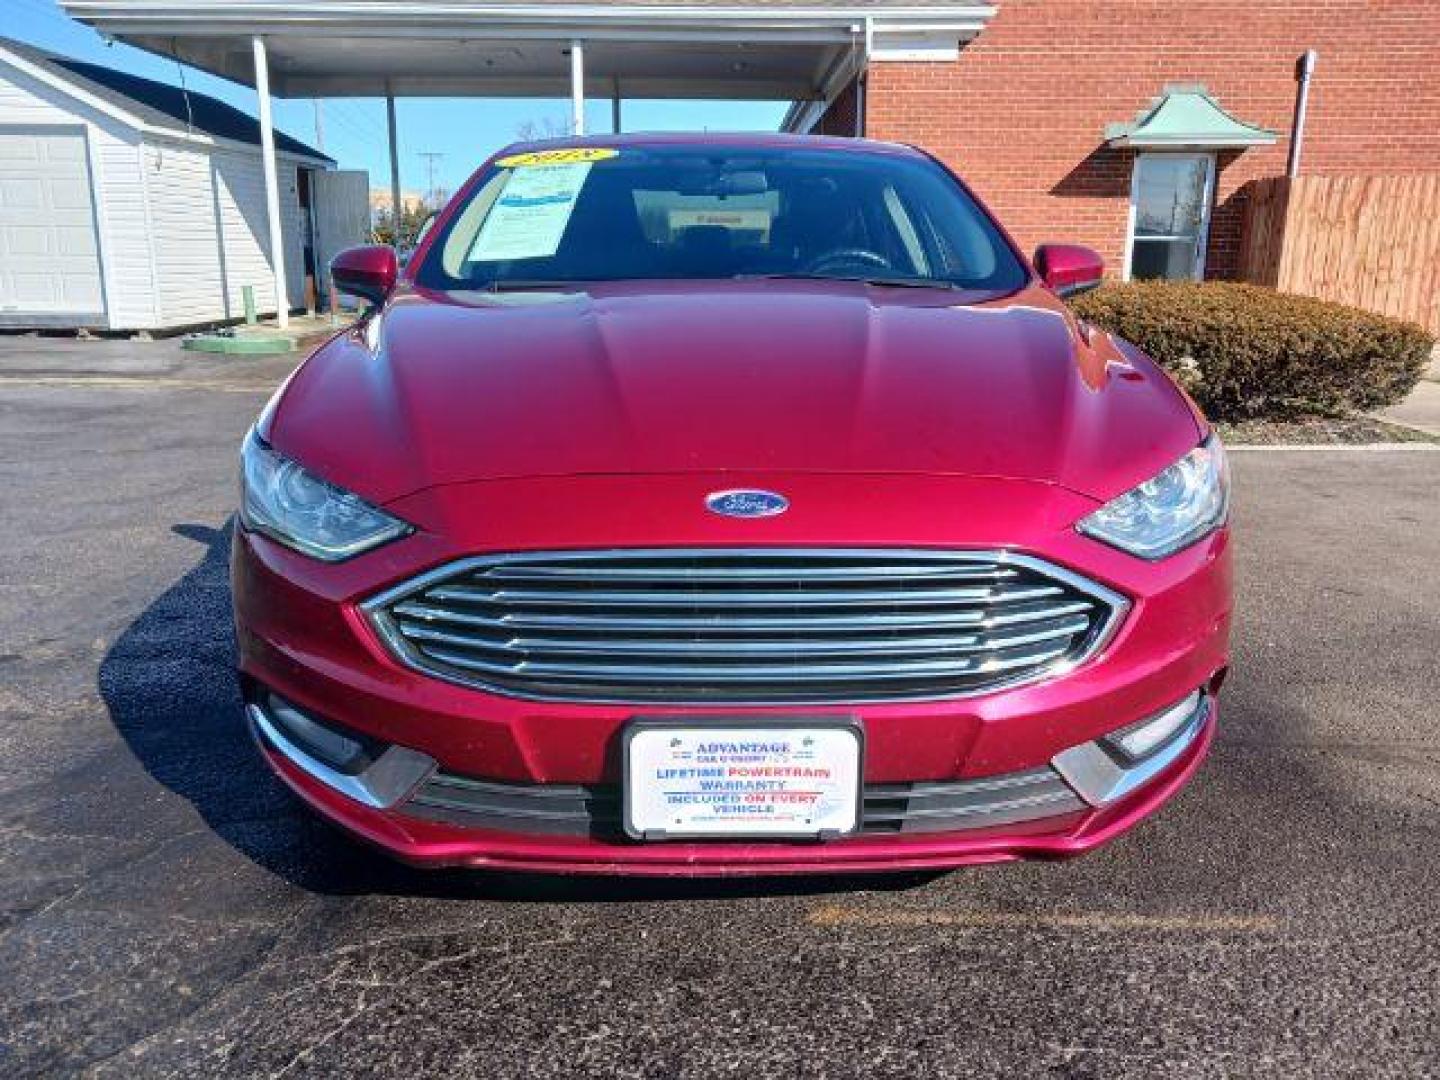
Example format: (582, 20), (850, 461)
(267, 280), (1201, 507)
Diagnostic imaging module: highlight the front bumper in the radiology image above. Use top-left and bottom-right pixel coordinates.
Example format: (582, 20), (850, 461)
(246, 688), (1216, 876)
(232, 471), (1232, 876)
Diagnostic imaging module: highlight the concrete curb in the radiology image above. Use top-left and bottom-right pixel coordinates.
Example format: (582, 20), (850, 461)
(1227, 442), (1440, 452)
(182, 333), (295, 356)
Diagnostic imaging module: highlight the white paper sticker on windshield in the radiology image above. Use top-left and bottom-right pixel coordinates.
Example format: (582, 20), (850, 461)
(468, 162), (591, 262)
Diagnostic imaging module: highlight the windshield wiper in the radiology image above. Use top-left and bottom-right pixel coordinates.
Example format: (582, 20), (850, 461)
(733, 272), (963, 291)
(476, 279), (587, 292)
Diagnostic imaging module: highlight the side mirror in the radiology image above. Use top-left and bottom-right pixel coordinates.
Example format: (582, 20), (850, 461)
(331, 244), (398, 307)
(1033, 244), (1104, 298)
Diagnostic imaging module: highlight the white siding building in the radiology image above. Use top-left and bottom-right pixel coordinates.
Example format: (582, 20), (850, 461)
(0, 38), (367, 331)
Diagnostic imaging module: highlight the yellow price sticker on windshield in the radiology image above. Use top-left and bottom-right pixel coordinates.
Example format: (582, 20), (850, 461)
(496, 147), (619, 168)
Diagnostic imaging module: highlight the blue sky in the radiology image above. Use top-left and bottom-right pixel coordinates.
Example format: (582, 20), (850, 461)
(10, 0), (789, 197)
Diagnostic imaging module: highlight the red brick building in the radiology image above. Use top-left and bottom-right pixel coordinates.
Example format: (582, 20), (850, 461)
(797, 0), (1440, 284)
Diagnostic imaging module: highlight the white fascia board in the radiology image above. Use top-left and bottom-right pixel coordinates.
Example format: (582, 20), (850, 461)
(870, 36), (960, 61)
(64, 2), (997, 35)
(64, 2), (996, 23)
(869, 20), (989, 61)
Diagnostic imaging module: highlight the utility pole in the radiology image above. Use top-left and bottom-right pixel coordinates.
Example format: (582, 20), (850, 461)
(417, 151), (444, 206)
(312, 99), (325, 153)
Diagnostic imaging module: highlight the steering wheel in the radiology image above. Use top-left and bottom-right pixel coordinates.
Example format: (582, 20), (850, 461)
(802, 248), (894, 275)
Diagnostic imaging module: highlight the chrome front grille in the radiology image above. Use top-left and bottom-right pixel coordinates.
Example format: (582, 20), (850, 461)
(365, 549), (1127, 703)
(405, 767), (1087, 837)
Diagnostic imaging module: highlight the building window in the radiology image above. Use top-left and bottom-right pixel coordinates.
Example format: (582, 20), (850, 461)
(1125, 153), (1215, 281)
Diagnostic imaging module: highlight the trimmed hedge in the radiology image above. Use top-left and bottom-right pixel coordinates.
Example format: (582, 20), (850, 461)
(1070, 281), (1433, 421)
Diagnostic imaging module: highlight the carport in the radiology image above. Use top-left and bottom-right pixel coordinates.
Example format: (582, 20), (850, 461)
(58, 1), (997, 327)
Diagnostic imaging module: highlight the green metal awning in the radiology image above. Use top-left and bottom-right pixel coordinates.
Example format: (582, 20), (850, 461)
(1105, 84), (1277, 149)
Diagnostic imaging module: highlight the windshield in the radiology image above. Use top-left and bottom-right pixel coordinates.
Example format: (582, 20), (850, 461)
(413, 145), (1027, 293)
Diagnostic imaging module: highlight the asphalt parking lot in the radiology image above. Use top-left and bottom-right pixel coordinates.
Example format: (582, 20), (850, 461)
(2, 338), (1438, 1078)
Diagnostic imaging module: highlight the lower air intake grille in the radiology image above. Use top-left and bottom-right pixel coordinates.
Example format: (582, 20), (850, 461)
(405, 768), (1087, 837)
(366, 549), (1126, 704)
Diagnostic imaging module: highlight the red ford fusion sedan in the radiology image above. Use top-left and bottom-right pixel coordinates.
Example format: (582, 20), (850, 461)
(233, 134), (1231, 876)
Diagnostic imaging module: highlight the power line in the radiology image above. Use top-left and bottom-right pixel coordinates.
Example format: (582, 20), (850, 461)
(331, 101), (387, 141)
(324, 107), (381, 147)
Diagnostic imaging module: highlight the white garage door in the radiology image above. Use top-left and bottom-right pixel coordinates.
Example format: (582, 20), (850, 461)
(0, 128), (105, 324)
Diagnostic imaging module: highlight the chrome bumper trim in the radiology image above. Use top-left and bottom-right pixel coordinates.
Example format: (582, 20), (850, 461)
(246, 703), (436, 810)
(1050, 694), (1211, 808)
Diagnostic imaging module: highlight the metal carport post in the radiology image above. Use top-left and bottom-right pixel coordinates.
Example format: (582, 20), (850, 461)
(570, 39), (585, 135)
(386, 84), (402, 244)
(251, 35), (289, 329)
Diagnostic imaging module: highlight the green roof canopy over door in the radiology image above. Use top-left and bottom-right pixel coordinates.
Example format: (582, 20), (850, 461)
(1106, 85), (1278, 149)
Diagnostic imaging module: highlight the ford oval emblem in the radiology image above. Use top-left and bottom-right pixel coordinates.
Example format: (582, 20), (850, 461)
(705, 489), (789, 519)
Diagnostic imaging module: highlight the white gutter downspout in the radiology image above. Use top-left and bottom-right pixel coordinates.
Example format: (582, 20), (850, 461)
(251, 35), (289, 328)
(1288, 49), (1318, 178)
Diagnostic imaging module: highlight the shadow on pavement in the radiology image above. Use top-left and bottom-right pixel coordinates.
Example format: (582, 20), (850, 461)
(99, 522), (936, 903)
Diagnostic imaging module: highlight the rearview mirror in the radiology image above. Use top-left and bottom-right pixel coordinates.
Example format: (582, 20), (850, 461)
(1033, 244), (1104, 299)
(331, 245), (398, 307)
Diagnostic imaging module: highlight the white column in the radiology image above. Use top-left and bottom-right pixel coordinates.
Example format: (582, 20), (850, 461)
(385, 85), (403, 245)
(570, 40), (585, 136)
(856, 18), (872, 138)
(252, 35), (289, 328)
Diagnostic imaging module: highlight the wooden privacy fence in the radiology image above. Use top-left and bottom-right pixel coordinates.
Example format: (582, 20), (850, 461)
(1239, 174), (1440, 334)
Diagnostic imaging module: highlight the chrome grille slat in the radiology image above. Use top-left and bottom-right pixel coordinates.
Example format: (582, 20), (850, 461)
(397, 622), (1088, 665)
(425, 583), (1064, 609)
(391, 598), (1096, 635)
(394, 615), (1093, 660)
(366, 549), (1127, 703)
(415, 640), (1075, 684)
(484, 562), (1019, 582)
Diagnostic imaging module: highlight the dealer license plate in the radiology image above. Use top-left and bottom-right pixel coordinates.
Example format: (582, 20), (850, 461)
(623, 720), (863, 840)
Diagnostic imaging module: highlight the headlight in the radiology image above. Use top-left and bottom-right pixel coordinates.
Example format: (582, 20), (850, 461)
(1077, 435), (1229, 559)
(239, 431), (411, 561)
